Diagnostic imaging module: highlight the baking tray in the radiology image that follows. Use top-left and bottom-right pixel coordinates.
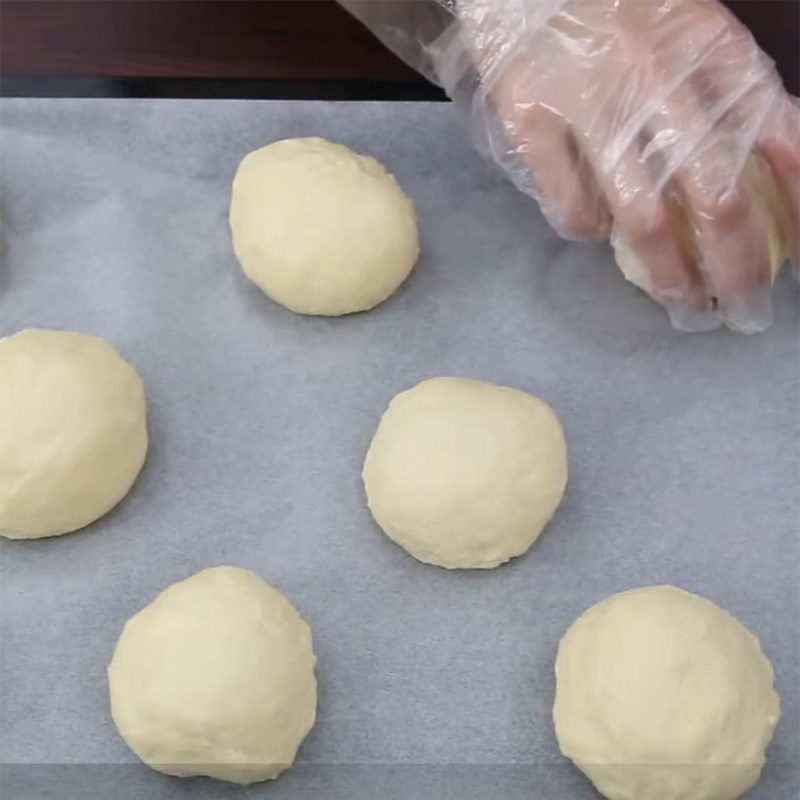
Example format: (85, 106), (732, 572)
(1, 99), (798, 799)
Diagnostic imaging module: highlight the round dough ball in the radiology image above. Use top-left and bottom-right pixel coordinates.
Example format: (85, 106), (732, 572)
(108, 566), (317, 785)
(362, 377), (568, 569)
(229, 137), (419, 316)
(554, 586), (780, 800)
(0, 328), (147, 539)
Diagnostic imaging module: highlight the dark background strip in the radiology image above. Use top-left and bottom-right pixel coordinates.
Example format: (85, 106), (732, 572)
(0, 77), (447, 102)
(1, 0), (798, 99)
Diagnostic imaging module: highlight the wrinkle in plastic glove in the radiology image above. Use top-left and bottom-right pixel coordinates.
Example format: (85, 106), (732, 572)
(342, 0), (800, 332)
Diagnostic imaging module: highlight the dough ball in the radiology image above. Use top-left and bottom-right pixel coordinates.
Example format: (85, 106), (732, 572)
(108, 566), (317, 785)
(554, 586), (780, 800)
(362, 377), (568, 569)
(229, 137), (419, 316)
(0, 328), (147, 539)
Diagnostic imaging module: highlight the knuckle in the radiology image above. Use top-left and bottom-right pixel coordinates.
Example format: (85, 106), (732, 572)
(613, 200), (670, 241)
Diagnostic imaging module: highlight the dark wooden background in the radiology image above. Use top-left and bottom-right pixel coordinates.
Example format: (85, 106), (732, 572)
(1, 0), (798, 96)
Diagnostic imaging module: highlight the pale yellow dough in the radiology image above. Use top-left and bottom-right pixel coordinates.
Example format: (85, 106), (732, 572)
(0, 328), (147, 539)
(554, 586), (780, 800)
(229, 137), (419, 315)
(363, 377), (568, 569)
(108, 566), (317, 786)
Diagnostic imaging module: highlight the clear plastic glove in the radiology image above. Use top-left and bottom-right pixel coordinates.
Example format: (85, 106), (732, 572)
(342, 0), (799, 332)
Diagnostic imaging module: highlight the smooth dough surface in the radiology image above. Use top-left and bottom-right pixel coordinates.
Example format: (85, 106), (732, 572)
(362, 377), (568, 569)
(0, 328), (147, 539)
(108, 566), (317, 785)
(554, 586), (780, 800)
(229, 136), (419, 315)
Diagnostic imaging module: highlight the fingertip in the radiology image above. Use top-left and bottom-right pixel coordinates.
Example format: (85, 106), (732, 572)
(718, 284), (774, 333)
(665, 303), (721, 333)
(542, 197), (610, 241)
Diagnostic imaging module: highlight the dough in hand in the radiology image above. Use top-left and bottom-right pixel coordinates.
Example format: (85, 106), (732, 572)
(108, 566), (317, 785)
(554, 586), (780, 800)
(362, 377), (568, 569)
(610, 153), (785, 332)
(229, 137), (419, 315)
(0, 328), (147, 539)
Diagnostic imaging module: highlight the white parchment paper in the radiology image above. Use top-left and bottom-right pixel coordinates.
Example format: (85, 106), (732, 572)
(0, 99), (798, 799)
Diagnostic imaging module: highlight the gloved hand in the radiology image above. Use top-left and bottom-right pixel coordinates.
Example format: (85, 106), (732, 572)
(342, 0), (799, 332)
